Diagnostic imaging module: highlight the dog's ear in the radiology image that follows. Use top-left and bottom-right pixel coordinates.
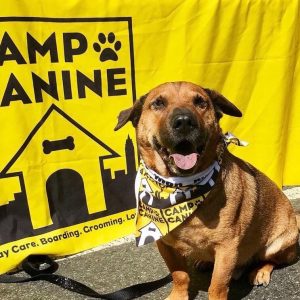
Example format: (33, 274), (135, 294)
(114, 94), (147, 131)
(204, 88), (242, 119)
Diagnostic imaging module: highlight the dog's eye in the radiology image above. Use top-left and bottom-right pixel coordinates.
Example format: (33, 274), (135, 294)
(151, 98), (166, 110)
(193, 96), (208, 109)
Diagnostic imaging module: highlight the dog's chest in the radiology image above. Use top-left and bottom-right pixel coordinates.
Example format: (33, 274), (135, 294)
(161, 214), (218, 260)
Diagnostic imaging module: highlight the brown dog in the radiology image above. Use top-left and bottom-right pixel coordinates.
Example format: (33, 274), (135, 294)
(115, 82), (299, 300)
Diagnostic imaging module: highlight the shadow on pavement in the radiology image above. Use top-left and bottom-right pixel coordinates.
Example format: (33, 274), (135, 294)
(187, 267), (253, 300)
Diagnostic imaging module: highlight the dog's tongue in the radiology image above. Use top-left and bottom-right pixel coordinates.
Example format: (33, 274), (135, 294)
(170, 153), (198, 170)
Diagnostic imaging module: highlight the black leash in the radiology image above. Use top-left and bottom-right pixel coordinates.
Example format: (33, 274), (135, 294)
(0, 255), (172, 299)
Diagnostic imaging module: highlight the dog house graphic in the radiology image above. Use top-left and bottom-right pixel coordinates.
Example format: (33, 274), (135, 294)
(0, 104), (119, 235)
(137, 222), (163, 246)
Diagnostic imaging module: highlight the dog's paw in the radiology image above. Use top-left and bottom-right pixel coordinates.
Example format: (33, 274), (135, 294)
(164, 295), (188, 300)
(193, 260), (213, 272)
(249, 263), (274, 287)
(164, 290), (189, 300)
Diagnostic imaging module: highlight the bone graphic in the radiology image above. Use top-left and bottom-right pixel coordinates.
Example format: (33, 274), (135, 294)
(43, 136), (75, 154)
(149, 227), (157, 232)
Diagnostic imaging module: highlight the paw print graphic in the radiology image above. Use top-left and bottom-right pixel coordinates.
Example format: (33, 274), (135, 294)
(93, 32), (122, 62)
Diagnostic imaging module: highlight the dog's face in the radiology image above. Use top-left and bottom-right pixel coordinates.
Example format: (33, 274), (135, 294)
(115, 82), (242, 176)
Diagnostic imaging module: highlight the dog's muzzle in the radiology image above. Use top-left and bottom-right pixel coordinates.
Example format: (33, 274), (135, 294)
(155, 108), (206, 172)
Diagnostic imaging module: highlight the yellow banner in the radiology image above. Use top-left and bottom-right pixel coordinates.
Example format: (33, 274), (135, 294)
(0, 0), (299, 273)
(0, 9), (139, 273)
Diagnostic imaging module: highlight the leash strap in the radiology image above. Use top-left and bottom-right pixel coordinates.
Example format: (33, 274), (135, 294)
(0, 255), (172, 300)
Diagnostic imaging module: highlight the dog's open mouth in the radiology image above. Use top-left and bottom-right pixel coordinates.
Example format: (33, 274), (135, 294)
(153, 138), (205, 171)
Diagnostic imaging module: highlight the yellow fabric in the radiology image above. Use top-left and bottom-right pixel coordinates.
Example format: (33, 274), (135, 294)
(0, 0), (299, 273)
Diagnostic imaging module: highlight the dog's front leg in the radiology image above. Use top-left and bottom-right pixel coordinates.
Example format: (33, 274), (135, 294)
(208, 245), (237, 300)
(156, 240), (189, 300)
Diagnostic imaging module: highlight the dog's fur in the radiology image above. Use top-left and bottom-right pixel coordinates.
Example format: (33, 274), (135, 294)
(115, 82), (299, 300)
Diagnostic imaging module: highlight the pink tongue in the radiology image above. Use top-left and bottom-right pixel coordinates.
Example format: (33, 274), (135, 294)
(170, 153), (198, 170)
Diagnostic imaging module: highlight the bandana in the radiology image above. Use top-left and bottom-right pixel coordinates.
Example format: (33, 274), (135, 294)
(135, 160), (221, 246)
(134, 132), (248, 246)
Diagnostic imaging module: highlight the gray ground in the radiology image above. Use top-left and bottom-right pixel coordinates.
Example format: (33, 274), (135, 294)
(0, 189), (299, 300)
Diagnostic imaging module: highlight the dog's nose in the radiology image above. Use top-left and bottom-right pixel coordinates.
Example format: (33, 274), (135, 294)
(172, 114), (196, 133)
